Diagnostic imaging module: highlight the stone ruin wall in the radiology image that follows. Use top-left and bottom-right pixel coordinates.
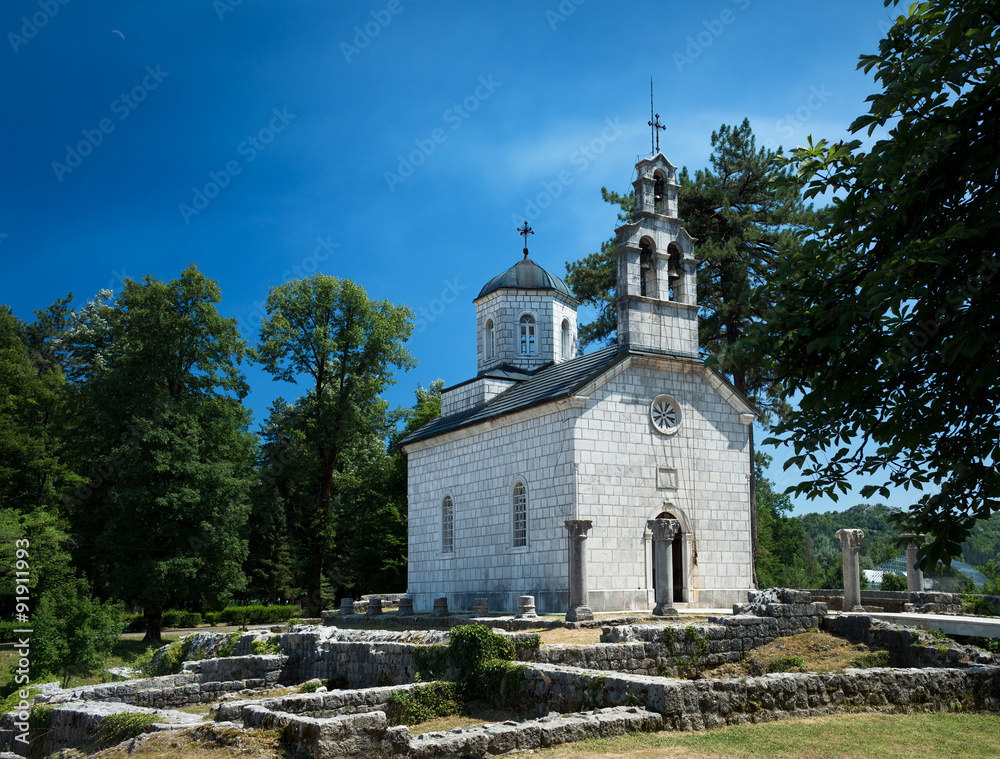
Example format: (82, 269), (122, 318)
(4, 589), (999, 758)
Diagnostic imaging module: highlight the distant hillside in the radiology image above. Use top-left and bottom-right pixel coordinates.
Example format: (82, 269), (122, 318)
(798, 503), (902, 569)
(797, 503), (1000, 571)
(962, 511), (1000, 566)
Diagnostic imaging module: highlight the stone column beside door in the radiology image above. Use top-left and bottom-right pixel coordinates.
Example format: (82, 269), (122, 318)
(648, 518), (680, 618)
(565, 520), (594, 621)
(835, 528), (865, 612)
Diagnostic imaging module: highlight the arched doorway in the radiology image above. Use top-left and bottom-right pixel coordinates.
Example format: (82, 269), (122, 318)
(651, 510), (684, 603)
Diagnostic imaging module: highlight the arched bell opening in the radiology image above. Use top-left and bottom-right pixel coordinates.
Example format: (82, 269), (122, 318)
(639, 237), (657, 299)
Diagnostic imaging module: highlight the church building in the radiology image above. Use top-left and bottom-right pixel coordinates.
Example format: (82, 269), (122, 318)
(400, 151), (757, 614)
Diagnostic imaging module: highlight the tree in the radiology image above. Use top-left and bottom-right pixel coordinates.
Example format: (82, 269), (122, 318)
(65, 266), (255, 643)
(740, 0), (1000, 567)
(254, 275), (414, 615)
(31, 579), (124, 687)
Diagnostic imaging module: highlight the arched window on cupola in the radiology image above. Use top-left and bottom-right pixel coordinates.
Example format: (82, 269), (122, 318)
(639, 238), (656, 298)
(667, 243), (682, 301)
(561, 319), (571, 360)
(485, 318), (495, 359)
(519, 315), (536, 355)
(653, 170), (667, 215)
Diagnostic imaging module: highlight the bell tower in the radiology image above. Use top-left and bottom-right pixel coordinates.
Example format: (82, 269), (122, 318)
(615, 152), (699, 357)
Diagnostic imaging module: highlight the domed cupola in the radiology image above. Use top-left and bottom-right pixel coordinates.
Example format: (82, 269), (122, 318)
(473, 224), (580, 374)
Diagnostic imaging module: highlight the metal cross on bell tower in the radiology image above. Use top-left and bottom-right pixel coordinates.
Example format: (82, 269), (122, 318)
(517, 221), (534, 258)
(648, 78), (666, 155)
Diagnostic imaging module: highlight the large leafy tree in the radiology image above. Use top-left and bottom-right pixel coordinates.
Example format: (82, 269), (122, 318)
(740, 0), (1000, 566)
(65, 266), (255, 642)
(254, 275), (414, 615)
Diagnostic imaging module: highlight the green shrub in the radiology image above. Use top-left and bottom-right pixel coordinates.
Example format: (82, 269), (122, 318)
(250, 637), (281, 655)
(448, 625), (522, 705)
(880, 573), (907, 592)
(386, 682), (461, 726)
(162, 610), (202, 629)
(0, 620), (19, 643)
(413, 644), (449, 681)
(218, 631), (242, 658)
(221, 605), (297, 626)
(91, 713), (158, 750)
(298, 681), (321, 693)
(767, 656), (807, 673)
(151, 637), (194, 676)
(27, 705), (53, 759)
(513, 634), (541, 658)
(204, 612), (221, 627)
(853, 650), (892, 668)
(123, 614), (146, 633)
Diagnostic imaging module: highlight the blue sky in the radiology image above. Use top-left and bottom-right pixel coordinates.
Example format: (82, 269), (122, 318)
(1, 0), (911, 516)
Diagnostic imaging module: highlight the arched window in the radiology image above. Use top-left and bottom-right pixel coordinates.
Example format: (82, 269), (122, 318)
(519, 315), (536, 355)
(512, 481), (527, 547)
(485, 319), (495, 359)
(561, 319), (571, 360)
(441, 495), (454, 554)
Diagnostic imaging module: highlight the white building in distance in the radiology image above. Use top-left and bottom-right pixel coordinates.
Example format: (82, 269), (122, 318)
(400, 151), (757, 614)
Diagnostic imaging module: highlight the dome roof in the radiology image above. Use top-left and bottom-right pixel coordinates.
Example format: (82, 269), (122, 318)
(476, 256), (576, 300)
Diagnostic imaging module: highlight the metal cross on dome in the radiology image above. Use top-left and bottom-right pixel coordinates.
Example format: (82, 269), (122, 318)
(517, 221), (534, 258)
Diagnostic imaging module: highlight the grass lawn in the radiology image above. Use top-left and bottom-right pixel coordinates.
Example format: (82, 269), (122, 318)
(508, 712), (1000, 759)
(78, 711), (1000, 759)
(0, 634), (179, 698)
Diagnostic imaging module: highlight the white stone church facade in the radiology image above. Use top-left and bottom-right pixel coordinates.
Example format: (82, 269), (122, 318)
(400, 152), (756, 614)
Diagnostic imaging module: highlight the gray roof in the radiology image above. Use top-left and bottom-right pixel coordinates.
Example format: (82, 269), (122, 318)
(476, 256), (576, 301)
(401, 345), (623, 446)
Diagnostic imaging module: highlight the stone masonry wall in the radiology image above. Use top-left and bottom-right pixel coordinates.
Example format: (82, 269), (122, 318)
(822, 615), (1000, 668)
(234, 664), (1000, 759)
(43, 655), (286, 710)
(525, 589), (826, 677)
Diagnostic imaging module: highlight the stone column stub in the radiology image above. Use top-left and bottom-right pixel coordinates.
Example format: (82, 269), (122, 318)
(565, 520), (594, 622)
(648, 518), (680, 618)
(901, 533), (926, 593)
(835, 528), (865, 612)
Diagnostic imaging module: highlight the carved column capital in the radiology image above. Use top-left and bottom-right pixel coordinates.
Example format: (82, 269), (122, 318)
(565, 520), (593, 538)
(647, 518), (680, 541)
(835, 528), (864, 550)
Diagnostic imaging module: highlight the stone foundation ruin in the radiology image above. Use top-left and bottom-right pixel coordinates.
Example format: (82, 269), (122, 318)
(2, 589), (998, 758)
